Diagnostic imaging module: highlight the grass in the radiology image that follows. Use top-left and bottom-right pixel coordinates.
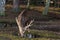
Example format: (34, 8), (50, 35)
(0, 30), (60, 40)
(0, 33), (59, 40)
(0, 19), (16, 23)
(28, 30), (60, 39)
(0, 33), (45, 40)
(0, 33), (19, 40)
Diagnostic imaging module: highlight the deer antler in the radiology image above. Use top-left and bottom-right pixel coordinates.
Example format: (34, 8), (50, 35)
(22, 19), (34, 33)
(24, 19), (34, 31)
(16, 17), (24, 36)
(15, 9), (34, 37)
(18, 9), (26, 19)
(15, 9), (26, 37)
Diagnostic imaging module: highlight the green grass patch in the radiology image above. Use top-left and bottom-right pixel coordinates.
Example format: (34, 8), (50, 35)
(0, 30), (60, 40)
(26, 30), (60, 39)
(0, 33), (49, 40)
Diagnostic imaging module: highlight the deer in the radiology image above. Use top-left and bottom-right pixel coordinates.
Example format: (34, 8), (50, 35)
(15, 9), (34, 37)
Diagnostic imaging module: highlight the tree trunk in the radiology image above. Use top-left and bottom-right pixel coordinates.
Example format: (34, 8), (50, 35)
(0, 0), (5, 16)
(13, 0), (19, 13)
(26, 0), (30, 8)
(42, 0), (50, 15)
